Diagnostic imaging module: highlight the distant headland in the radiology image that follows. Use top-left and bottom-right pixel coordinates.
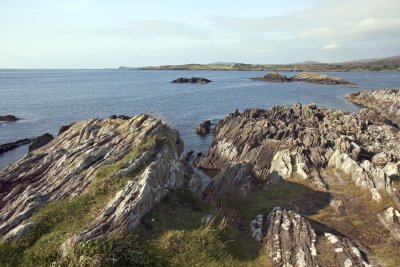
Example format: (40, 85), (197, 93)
(119, 55), (400, 72)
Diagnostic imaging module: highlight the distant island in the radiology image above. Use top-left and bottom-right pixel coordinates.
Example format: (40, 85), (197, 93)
(120, 55), (400, 72)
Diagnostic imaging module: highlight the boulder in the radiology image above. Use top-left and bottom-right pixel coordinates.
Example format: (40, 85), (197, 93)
(251, 207), (373, 267)
(196, 120), (211, 135)
(171, 77), (212, 84)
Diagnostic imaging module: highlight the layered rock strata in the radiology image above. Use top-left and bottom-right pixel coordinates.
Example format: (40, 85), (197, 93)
(0, 115), (187, 247)
(346, 88), (400, 126)
(196, 103), (400, 201)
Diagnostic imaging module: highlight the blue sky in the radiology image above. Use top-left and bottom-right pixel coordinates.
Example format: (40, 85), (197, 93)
(0, 0), (399, 68)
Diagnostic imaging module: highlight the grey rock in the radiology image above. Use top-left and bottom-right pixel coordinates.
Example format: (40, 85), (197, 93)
(171, 77), (212, 84)
(0, 114), (187, 251)
(28, 133), (54, 152)
(377, 207), (400, 241)
(202, 162), (261, 203)
(196, 120), (211, 136)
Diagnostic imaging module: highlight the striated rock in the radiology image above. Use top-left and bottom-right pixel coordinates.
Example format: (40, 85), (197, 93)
(291, 72), (352, 85)
(377, 207), (400, 241)
(0, 138), (31, 155)
(251, 207), (373, 267)
(171, 77), (212, 84)
(0, 114), (187, 248)
(250, 72), (291, 82)
(346, 88), (400, 126)
(202, 162), (261, 202)
(196, 120), (211, 135)
(262, 207), (319, 267)
(196, 103), (400, 200)
(0, 115), (20, 122)
(28, 133), (54, 152)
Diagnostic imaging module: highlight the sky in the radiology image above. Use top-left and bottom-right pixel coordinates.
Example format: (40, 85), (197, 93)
(0, 0), (399, 68)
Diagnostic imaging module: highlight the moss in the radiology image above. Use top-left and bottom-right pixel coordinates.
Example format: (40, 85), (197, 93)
(0, 135), (158, 267)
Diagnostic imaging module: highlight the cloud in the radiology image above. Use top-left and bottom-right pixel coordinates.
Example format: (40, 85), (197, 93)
(323, 43), (338, 50)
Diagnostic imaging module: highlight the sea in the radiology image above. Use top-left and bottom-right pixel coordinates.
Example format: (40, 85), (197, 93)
(1, 69), (400, 169)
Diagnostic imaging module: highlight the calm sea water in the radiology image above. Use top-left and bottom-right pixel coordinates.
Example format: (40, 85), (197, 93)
(1, 70), (400, 169)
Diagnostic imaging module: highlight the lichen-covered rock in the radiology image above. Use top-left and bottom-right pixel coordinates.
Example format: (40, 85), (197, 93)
(377, 207), (400, 241)
(196, 104), (400, 200)
(262, 207), (319, 267)
(346, 88), (400, 126)
(0, 114), (187, 248)
(251, 208), (373, 267)
(202, 162), (261, 202)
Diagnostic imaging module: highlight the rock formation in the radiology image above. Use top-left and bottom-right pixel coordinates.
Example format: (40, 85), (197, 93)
(196, 103), (400, 201)
(0, 139), (31, 155)
(28, 133), (54, 152)
(251, 207), (373, 267)
(250, 72), (291, 82)
(346, 88), (400, 126)
(196, 120), (211, 135)
(171, 77), (212, 84)
(202, 162), (261, 203)
(291, 72), (352, 85)
(0, 115), (187, 249)
(0, 115), (19, 122)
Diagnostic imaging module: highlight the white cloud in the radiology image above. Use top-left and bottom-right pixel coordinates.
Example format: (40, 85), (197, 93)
(323, 43), (338, 50)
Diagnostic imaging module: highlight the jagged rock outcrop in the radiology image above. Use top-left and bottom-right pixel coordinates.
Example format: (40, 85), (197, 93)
(196, 120), (211, 135)
(251, 207), (373, 267)
(250, 72), (291, 82)
(202, 162), (261, 202)
(0, 114), (187, 247)
(377, 207), (400, 241)
(291, 72), (352, 85)
(196, 104), (400, 200)
(346, 88), (400, 126)
(0, 115), (19, 122)
(171, 77), (212, 84)
(0, 133), (55, 155)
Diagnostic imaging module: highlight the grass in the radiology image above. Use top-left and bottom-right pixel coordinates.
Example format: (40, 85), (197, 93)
(48, 182), (309, 267)
(0, 134), (160, 267)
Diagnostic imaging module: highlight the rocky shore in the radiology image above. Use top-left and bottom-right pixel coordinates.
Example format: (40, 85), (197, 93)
(1, 89), (400, 266)
(346, 88), (400, 126)
(251, 72), (353, 85)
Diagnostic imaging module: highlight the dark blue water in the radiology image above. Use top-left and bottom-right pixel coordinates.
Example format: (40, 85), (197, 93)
(1, 70), (400, 169)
